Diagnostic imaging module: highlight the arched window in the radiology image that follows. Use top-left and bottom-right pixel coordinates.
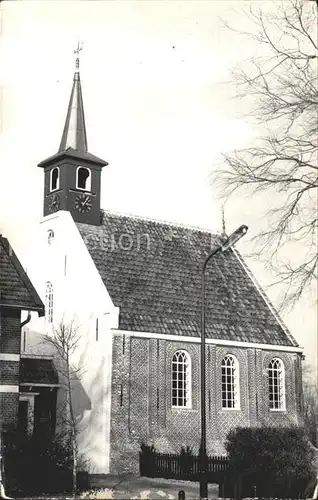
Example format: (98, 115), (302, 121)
(221, 354), (240, 409)
(268, 358), (285, 410)
(45, 281), (54, 324)
(76, 167), (91, 191)
(172, 350), (191, 408)
(50, 167), (60, 191)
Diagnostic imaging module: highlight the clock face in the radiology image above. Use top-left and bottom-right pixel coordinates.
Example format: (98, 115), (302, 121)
(48, 194), (60, 213)
(74, 193), (92, 214)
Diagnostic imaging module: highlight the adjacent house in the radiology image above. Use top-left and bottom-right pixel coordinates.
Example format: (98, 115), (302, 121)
(0, 234), (45, 437)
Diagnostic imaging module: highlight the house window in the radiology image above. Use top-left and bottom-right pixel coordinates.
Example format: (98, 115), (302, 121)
(172, 350), (191, 408)
(50, 167), (60, 192)
(221, 354), (240, 409)
(268, 358), (286, 410)
(45, 281), (54, 323)
(76, 167), (91, 191)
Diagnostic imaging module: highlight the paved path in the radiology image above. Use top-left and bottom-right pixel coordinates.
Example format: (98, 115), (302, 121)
(85, 474), (219, 499)
(13, 475), (219, 499)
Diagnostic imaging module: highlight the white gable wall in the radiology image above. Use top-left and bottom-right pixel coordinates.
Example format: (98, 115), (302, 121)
(25, 210), (118, 473)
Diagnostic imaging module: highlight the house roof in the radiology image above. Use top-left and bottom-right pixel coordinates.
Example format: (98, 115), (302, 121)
(0, 235), (44, 314)
(20, 357), (59, 385)
(77, 211), (298, 347)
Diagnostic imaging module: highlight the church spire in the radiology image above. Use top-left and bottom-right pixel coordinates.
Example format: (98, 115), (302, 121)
(39, 43), (108, 226)
(58, 42), (88, 153)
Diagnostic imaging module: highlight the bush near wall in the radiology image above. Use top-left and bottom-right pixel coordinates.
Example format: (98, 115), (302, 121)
(225, 426), (316, 498)
(4, 432), (88, 496)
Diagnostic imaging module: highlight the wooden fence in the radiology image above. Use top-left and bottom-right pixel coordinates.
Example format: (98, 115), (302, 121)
(140, 451), (229, 483)
(140, 450), (313, 498)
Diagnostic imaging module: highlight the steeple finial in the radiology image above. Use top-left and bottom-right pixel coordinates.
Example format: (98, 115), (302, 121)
(58, 42), (87, 153)
(74, 41), (83, 71)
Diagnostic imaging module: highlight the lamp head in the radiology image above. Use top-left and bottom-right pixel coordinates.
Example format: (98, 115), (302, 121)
(221, 225), (248, 252)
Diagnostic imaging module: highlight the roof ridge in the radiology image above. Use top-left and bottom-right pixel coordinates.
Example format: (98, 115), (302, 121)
(101, 209), (219, 235)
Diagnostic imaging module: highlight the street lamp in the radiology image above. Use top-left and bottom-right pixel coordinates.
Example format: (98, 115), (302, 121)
(199, 225), (248, 500)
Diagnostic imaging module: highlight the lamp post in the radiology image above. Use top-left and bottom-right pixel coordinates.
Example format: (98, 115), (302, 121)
(199, 225), (248, 500)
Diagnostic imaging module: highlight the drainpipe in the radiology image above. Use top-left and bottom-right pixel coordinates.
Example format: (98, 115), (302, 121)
(20, 311), (31, 329)
(21, 312), (31, 353)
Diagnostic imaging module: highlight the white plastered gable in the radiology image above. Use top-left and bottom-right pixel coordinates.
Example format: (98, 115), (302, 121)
(24, 210), (119, 473)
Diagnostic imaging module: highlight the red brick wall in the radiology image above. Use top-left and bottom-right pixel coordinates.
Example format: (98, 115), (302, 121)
(0, 308), (22, 354)
(0, 307), (21, 431)
(0, 360), (19, 384)
(109, 334), (303, 474)
(0, 393), (19, 431)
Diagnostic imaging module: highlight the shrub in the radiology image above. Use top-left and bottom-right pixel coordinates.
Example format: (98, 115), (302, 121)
(225, 426), (316, 498)
(180, 446), (194, 478)
(140, 442), (156, 454)
(4, 431), (87, 495)
(139, 442), (156, 478)
(180, 445), (194, 456)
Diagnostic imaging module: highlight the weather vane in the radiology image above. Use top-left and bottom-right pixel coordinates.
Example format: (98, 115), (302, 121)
(74, 41), (83, 70)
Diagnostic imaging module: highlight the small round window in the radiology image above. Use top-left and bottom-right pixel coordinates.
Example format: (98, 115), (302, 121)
(47, 229), (54, 245)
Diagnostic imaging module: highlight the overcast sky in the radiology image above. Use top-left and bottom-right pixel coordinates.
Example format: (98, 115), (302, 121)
(0, 1), (316, 374)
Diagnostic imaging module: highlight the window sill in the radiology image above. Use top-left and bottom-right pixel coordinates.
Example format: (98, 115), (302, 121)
(171, 407), (197, 412)
(221, 408), (241, 412)
(269, 408), (286, 412)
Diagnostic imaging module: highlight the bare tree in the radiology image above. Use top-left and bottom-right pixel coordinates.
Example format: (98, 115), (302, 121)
(302, 364), (318, 447)
(303, 380), (318, 447)
(45, 321), (84, 498)
(216, 0), (317, 308)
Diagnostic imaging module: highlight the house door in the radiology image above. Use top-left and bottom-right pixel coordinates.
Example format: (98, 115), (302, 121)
(18, 400), (28, 436)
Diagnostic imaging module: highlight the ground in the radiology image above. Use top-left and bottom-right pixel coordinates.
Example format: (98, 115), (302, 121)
(14, 475), (219, 499)
(86, 475), (219, 499)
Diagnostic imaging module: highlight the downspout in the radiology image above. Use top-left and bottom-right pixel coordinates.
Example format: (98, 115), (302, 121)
(20, 312), (31, 353)
(254, 349), (258, 424)
(20, 311), (31, 329)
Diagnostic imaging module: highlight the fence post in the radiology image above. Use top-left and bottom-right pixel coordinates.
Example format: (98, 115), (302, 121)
(253, 484), (257, 497)
(234, 475), (242, 500)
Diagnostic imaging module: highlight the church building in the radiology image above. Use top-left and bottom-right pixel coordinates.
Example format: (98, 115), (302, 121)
(23, 56), (304, 475)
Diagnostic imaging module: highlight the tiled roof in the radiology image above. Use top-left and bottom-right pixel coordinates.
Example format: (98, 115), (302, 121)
(20, 357), (59, 385)
(0, 236), (44, 314)
(77, 211), (298, 347)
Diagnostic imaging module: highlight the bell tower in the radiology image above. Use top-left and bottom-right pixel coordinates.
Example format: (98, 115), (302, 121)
(38, 44), (108, 226)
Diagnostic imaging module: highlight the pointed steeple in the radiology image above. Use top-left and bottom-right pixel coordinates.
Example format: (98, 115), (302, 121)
(39, 44), (108, 226)
(59, 43), (88, 153)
